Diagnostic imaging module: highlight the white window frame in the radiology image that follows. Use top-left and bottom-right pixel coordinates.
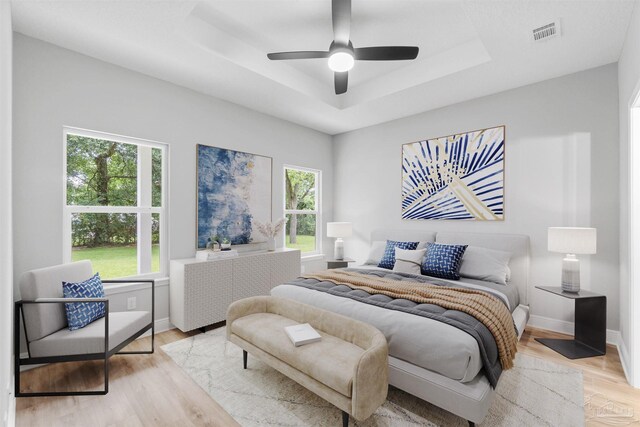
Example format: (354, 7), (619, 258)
(62, 126), (169, 280)
(283, 165), (322, 257)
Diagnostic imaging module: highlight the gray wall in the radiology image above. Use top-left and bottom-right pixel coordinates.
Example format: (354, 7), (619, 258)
(1, 2), (13, 423)
(618, 1), (640, 387)
(333, 64), (620, 331)
(12, 34), (334, 325)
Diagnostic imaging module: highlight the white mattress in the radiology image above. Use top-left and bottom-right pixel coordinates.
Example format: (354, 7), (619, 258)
(271, 272), (527, 383)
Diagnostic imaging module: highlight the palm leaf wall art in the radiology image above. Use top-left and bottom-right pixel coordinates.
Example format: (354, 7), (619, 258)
(401, 126), (505, 220)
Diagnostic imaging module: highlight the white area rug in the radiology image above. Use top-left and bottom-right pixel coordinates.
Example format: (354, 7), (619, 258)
(161, 328), (584, 427)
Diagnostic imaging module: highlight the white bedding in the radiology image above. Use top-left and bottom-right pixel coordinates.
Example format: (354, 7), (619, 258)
(271, 269), (522, 383)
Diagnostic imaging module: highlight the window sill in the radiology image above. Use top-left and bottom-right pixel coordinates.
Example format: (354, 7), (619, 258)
(104, 277), (169, 296)
(300, 254), (325, 262)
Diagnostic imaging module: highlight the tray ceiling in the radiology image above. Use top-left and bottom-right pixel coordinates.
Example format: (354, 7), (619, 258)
(10, 0), (637, 135)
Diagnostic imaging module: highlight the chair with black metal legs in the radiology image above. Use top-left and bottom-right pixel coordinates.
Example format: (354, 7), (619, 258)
(14, 260), (155, 397)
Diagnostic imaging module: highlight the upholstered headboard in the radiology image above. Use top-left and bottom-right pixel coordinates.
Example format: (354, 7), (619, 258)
(370, 229), (436, 244)
(370, 230), (531, 305)
(436, 232), (530, 305)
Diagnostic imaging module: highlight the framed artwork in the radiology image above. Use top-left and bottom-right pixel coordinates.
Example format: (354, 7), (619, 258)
(401, 125), (505, 221)
(197, 144), (272, 248)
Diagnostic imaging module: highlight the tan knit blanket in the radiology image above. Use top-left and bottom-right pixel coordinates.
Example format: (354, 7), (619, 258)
(302, 270), (517, 370)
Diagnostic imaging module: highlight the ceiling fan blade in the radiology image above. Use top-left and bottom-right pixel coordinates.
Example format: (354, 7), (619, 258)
(332, 0), (351, 46)
(354, 46), (419, 61)
(334, 71), (348, 94)
(267, 51), (329, 60)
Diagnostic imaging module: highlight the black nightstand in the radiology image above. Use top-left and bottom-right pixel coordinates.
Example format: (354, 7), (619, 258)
(534, 286), (606, 359)
(326, 258), (355, 269)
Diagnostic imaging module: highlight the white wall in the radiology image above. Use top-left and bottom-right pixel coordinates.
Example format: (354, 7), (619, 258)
(12, 35), (333, 329)
(334, 64), (620, 332)
(0, 3), (13, 425)
(618, 2), (640, 387)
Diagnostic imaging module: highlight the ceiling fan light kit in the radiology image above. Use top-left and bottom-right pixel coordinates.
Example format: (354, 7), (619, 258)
(328, 51), (354, 72)
(267, 0), (419, 94)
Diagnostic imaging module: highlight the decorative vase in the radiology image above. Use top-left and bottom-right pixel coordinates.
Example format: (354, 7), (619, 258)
(267, 237), (276, 251)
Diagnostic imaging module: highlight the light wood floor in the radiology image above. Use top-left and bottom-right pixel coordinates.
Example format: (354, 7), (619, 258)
(15, 326), (640, 427)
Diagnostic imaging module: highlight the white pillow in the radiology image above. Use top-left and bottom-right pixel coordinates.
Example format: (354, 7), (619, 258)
(364, 241), (387, 265)
(458, 246), (511, 285)
(365, 240), (430, 265)
(392, 247), (427, 275)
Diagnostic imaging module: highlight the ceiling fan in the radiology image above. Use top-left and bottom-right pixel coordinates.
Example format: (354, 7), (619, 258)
(267, 0), (419, 95)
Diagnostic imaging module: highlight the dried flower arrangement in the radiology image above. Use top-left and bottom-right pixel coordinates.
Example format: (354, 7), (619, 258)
(255, 218), (287, 238)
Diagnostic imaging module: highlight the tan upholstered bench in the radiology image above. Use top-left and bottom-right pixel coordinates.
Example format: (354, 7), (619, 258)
(226, 296), (389, 426)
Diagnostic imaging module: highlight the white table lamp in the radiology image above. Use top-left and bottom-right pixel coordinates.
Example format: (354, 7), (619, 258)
(548, 227), (597, 293)
(327, 222), (352, 260)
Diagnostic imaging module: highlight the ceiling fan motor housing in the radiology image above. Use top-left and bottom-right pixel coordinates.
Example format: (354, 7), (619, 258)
(329, 40), (354, 55)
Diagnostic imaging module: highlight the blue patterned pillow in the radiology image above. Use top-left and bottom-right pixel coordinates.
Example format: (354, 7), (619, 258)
(421, 243), (468, 280)
(63, 273), (106, 331)
(378, 240), (419, 269)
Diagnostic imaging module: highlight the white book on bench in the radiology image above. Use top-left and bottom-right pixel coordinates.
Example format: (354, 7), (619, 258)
(284, 323), (322, 347)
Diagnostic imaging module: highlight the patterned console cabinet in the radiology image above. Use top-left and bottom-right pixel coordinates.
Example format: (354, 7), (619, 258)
(169, 248), (301, 332)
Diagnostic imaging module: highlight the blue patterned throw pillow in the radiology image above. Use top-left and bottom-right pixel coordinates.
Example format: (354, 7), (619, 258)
(378, 240), (419, 269)
(63, 273), (106, 331)
(421, 243), (468, 280)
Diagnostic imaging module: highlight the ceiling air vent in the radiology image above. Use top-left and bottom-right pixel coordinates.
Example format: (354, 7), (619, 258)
(532, 21), (560, 42)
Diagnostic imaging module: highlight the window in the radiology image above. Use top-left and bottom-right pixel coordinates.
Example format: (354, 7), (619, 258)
(284, 166), (321, 255)
(63, 128), (167, 279)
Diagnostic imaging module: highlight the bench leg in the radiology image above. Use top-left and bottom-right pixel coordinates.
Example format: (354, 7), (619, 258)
(243, 350), (247, 369)
(342, 411), (349, 427)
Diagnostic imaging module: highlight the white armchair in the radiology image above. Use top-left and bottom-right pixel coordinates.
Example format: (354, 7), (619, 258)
(14, 260), (155, 397)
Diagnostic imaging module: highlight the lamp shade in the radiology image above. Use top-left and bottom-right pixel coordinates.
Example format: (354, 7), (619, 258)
(548, 227), (597, 254)
(327, 222), (352, 238)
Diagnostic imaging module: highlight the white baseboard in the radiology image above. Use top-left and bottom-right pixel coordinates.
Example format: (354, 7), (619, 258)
(617, 336), (635, 388)
(6, 390), (15, 427)
(3, 378), (15, 427)
(527, 314), (620, 346)
(18, 354), (42, 372)
(141, 317), (173, 337)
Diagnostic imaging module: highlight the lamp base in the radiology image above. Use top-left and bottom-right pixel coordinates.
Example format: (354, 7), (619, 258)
(334, 238), (344, 260)
(561, 254), (580, 293)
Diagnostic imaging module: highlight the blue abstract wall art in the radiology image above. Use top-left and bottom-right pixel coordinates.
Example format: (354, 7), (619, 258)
(401, 126), (505, 221)
(197, 145), (272, 248)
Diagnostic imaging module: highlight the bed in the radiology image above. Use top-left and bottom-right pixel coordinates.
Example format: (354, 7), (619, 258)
(271, 230), (530, 426)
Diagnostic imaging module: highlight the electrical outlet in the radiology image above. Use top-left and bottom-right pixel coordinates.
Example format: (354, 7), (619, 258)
(127, 297), (136, 310)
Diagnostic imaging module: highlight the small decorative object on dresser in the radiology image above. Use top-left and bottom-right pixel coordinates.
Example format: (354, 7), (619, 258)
(534, 286), (606, 359)
(255, 218), (286, 251)
(205, 235), (219, 251)
(195, 249), (238, 261)
(327, 222), (352, 260)
(220, 237), (232, 251)
(548, 227), (597, 292)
